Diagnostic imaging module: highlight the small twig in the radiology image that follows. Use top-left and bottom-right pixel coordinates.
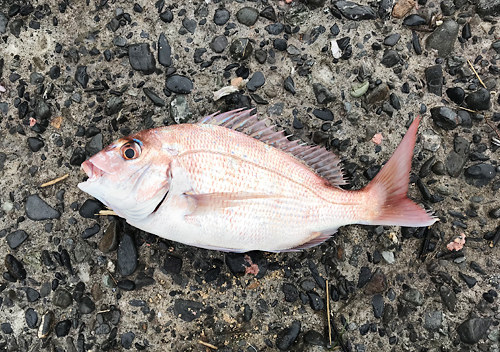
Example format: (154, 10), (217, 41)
(198, 341), (217, 350)
(467, 59), (486, 89)
(107, 269), (118, 285)
(97, 210), (118, 216)
(485, 115), (500, 140)
(40, 174), (69, 187)
(326, 280), (332, 346)
(458, 106), (477, 113)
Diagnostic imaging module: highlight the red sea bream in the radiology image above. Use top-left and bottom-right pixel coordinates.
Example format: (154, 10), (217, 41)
(78, 109), (436, 252)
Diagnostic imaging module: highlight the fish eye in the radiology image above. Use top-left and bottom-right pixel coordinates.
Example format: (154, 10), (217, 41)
(120, 141), (141, 160)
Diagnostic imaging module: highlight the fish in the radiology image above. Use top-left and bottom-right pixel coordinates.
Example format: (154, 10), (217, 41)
(78, 108), (436, 252)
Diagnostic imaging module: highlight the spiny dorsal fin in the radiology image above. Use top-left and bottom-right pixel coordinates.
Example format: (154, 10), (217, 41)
(198, 109), (347, 186)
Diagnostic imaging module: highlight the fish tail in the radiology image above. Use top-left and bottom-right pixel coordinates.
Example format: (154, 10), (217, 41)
(362, 116), (437, 227)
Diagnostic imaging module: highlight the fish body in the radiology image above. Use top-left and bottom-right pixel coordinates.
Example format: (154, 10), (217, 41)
(78, 109), (436, 252)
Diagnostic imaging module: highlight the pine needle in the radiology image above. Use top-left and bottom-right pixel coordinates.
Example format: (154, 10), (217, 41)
(198, 341), (217, 350)
(467, 59), (486, 89)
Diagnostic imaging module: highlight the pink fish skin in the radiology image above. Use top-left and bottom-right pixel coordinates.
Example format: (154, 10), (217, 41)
(78, 109), (436, 252)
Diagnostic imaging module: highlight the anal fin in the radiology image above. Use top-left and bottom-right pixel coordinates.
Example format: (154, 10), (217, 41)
(280, 229), (337, 252)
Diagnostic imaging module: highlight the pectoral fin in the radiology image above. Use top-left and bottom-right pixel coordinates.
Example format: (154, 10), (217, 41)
(186, 192), (277, 216)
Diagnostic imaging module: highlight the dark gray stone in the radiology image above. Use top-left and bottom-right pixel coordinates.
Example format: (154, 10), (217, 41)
(174, 299), (203, 322)
(426, 19), (459, 57)
(117, 233), (138, 276)
(143, 88), (166, 107)
(312, 83), (336, 104)
(158, 33), (171, 67)
(464, 164), (497, 187)
(209, 35), (228, 53)
(128, 43), (156, 74)
(6, 230), (28, 249)
(229, 38), (253, 60)
(236, 7), (259, 26)
(246, 72), (265, 91)
(25, 195), (61, 221)
(465, 88), (491, 111)
(430, 106), (459, 130)
(335, 1), (377, 20)
(85, 133), (103, 156)
(425, 65), (443, 96)
(165, 75), (193, 94)
(457, 318), (491, 344)
(381, 50), (400, 68)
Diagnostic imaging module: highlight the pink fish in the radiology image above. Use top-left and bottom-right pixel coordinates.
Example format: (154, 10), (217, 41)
(78, 109), (436, 252)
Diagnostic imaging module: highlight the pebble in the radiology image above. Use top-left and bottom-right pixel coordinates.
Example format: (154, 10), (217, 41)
(383, 33), (400, 46)
(335, 1), (377, 20)
(367, 83), (389, 103)
(446, 151), (466, 178)
(97, 222), (118, 253)
(304, 330), (326, 346)
(246, 71), (265, 91)
(430, 106), (459, 130)
(284, 76), (296, 94)
(426, 19), (459, 57)
(424, 311), (443, 331)
(381, 251), (395, 264)
(265, 23), (284, 35)
(276, 320), (301, 350)
(174, 299), (203, 322)
(53, 289), (73, 308)
(464, 164), (497, 187)
(117, 233), (138, 276)
(440, 285), (456, 312)
(105, 96), (124, 116)
(260, 6), (276, 21)
(403, 14), (426, 26)
(85, 133), (103, 156)
(465, 88), (491, 110)
(75, 66), (89, 88)
(273, 38), (288, 51)
(79, 199), (104, 219)
(312, 83), (336, 104)
(81, 223), (100, 239)
(25, 308), (38, 329)
(372, 294), (384, 318)
(143, 88), (166, 107)
(214, 8), (230, 26)
(236, 7), (259, 26)
(79, 295), (96, 314)
(121, 331), (135, 349)
(425, 65), (443, 96)
(35, 99), (51, 119)
(6, 230), (28, 249)
(128, 43), (156, 75)
(0, 12), (7, 34)
(158, 33), (172, 67)
(457, 318), (491, 344)
(25, 195), (60, 221)
(55, 320), (71, 337)
(170, 95), (192, 124)
(401, 288), (423, 306)
(166, 75), (193, 94)
(459, 272), (477, 288)
(159, 10), (173, 23)
(282, 283), (299, 302)
(312, 108), (334, 121)
(364, 268), (387, 294)
(446, 87), (465, 104)
(307, 292), (324, 311)
(38, 311), (55, 338)
(381, 50), (400, 68)
(182, 18), (196, 34)
(210, 35), (228, 53)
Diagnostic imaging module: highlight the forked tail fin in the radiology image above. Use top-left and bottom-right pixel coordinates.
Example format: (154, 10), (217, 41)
(362, 117), (437, 227)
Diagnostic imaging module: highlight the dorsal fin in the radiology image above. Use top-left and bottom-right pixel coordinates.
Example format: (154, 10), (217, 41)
(198, 109), (347, 186)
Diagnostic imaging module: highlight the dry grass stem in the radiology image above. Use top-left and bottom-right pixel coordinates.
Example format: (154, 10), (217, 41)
(40, 174), (69, 187)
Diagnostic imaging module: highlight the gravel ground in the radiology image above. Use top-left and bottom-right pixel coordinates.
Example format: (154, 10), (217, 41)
(1, 0), (500, 351)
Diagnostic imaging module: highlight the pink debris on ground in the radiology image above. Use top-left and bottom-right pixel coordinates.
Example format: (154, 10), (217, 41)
(371, 132), (384, 145)
(29, 118), (37, 127)
(447, 233), (466, 251)
(244, 255), (260, 275)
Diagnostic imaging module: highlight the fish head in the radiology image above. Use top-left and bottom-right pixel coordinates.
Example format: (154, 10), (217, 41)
(78, 129), (172, 222)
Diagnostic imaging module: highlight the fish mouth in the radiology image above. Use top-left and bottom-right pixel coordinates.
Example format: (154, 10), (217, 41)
(81, 160), (104, 180)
